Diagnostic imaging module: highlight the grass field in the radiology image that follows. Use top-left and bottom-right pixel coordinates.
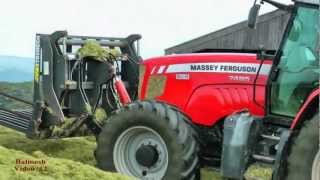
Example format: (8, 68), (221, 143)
(0, 126), (272, 180)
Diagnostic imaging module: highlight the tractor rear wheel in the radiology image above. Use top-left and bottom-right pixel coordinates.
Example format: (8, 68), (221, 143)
(96, 101), (200, 180)
(286, 113), (319, 180)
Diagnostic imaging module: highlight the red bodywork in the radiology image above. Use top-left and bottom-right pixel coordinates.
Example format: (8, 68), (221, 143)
(115, 78), (132, 105)
(290, 88), (320, 130)
(139, 53), (272, 126)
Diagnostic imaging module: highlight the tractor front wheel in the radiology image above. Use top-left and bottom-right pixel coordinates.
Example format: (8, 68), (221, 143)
(96, 101), (200, 180)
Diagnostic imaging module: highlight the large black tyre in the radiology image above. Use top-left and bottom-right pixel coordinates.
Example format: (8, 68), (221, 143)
(285, 113), (319, 180)
(96, 100), (200, 180)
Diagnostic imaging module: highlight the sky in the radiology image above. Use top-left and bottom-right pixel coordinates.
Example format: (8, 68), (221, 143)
(0, 0), (292, 59)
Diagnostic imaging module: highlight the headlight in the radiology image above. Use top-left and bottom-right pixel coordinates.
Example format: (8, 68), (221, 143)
(145, 75), (167, 99)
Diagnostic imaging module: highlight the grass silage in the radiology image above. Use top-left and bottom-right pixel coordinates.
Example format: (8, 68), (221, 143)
(0, 126), (131, 180)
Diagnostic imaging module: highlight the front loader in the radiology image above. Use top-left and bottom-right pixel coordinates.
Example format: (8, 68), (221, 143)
(0, 31), (141, 139)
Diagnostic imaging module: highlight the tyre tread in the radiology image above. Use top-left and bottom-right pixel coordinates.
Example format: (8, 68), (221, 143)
(97, 100), (200, 180)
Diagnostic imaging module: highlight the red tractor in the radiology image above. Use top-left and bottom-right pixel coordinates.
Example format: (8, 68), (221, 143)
(95, 0), (319, 179)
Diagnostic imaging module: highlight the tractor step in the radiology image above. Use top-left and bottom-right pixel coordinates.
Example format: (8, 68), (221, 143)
(261, 134), (281, 141)
(252, 154), (275, 164)
(252, 133), (281, 164)
(0, 109), (32, 133)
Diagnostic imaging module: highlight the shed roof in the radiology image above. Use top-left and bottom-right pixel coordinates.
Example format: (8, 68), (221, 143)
(165, 10), (290, 55)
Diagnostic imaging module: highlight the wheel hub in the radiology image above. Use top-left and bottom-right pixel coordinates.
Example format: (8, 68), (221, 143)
(135, 145), (159, 167)
(312, 150), (320, 180)
(113, 126), (168, 179)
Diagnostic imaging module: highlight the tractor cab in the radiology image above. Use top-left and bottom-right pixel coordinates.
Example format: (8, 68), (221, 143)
(221, 0), (319, 179)
(249, 0), (319, 124)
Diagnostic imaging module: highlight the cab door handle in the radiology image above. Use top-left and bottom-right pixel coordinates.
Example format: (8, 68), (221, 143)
(270, 67), (280, 81)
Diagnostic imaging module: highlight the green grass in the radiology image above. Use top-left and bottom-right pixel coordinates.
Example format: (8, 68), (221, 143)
(201, 165), (272, 180)
(201, 168), (222, 180)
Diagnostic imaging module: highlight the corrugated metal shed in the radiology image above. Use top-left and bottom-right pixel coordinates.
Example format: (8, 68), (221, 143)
(165, 10), (290, 54)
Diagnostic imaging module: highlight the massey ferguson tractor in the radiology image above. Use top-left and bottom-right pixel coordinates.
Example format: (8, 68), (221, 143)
(0, 0), (318, 180)
(94, 0), (319, 179)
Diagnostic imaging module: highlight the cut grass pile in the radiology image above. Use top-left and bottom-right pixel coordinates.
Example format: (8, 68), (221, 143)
(0, 126), (131, 180)
(0, 146), (130, 180)
(0, 125), (271, 180)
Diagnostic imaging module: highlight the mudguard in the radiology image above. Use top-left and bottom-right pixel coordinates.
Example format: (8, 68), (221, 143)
(290, 88), (320, 130)
(272, 129), (291, 180)
(221, 111), (262, 179)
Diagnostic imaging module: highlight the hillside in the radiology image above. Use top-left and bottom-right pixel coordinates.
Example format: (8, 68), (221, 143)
(0, 81), (33, 109)
(0, 56), (34, 82)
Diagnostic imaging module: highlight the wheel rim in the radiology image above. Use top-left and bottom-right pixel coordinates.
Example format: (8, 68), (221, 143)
(312, 150), (320, 180)
(113, 126), (169, 179)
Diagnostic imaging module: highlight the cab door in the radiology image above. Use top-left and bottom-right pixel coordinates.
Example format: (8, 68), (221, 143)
(268, 4), (319, 119)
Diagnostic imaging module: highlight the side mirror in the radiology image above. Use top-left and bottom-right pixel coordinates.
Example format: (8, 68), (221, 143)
(248, 4), (261, 29)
